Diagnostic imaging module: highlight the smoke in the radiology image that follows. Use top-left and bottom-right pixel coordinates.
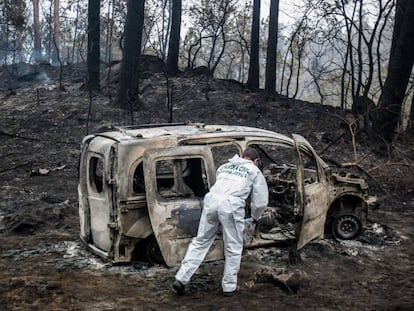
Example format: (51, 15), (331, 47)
(35, 71), (51, 85)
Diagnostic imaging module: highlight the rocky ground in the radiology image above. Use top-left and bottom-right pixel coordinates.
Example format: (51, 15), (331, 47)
(0, 62), (413, 310)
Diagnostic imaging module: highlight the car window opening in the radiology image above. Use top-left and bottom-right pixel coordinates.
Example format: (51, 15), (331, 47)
(133, 163), (145, 194)
(156, 157), (209, 199)
(211, 144), (240, 169)
(89, 156), (104, 193)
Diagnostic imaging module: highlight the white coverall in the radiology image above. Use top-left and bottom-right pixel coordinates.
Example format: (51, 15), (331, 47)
(175, 154), (269, 293)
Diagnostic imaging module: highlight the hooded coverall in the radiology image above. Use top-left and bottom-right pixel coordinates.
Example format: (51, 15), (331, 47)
(175, 154), (269, 293)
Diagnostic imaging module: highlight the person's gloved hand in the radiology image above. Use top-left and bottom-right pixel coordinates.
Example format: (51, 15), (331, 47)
(243, 218), (256, 243)
(256, 212), (276, 233)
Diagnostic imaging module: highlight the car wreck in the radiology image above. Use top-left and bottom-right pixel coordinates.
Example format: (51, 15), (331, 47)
(78, 123), (376, 267)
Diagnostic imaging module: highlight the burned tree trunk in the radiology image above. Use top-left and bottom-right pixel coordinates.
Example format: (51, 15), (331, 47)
(372, 0), (414, 142)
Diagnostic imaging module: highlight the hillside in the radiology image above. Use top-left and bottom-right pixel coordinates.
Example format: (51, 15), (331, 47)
(0, 62), (413, 310)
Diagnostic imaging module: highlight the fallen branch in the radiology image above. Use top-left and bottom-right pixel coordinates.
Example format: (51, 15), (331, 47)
(367, 162), (414, 173)
(0, 153), (14, 160)
(0, 162), (33, 174)
(245, 267), (310, 294)
(0, 131), (38, 141)
(341, 161), (365, 170)
(0, 131), (77, 145)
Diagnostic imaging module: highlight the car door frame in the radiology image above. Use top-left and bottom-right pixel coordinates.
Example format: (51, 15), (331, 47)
(143, 145), (223, 267)
(292, 134), (330, 249)
(83, 139), (116, 255)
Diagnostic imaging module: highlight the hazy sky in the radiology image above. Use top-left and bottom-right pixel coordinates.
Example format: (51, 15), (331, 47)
(261, 0), (302, 25)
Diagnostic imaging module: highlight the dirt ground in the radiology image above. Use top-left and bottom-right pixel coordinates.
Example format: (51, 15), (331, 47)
(0, 63), (413, 310)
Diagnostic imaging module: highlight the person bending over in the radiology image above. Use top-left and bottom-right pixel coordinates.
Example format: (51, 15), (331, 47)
(173, 147), (269, 297)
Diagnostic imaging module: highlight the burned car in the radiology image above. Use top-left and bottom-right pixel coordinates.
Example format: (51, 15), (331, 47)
(78, 123), (375, 267)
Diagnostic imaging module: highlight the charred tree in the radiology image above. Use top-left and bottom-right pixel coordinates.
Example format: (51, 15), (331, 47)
(247, 0), (260, 91)
(166, 0), (182, 76)
(51, 0), (60, 65)
(372, 0), (414, 142)
(32, 0), (41, 62)
(265, 0), (279, 95)
(117, 0), (145, 107)
(87, 0), (101, 91)
(5, 0), (26, 63)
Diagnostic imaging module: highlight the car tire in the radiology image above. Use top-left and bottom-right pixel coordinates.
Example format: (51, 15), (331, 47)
(331, 213), (362, 240)
(145, 235), (165, 265)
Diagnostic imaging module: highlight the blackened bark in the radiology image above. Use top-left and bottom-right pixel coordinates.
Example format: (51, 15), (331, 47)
(265, 0), (279, 95)
(117, 0), (145, 106)
(167, 0), (182, 76)
(51, 0), (60, 65)
(373, 0), (414, 142)
(247, 0), (260, 91)
(389, 0), (407, 59)
(87, 0), (101, 91)
(32, 0), (42, 62)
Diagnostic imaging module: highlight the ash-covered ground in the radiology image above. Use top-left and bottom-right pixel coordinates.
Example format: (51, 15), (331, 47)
(0, 62), (413, 310)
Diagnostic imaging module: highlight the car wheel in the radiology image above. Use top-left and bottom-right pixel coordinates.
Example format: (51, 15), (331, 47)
(332, 214), (362, 240)
(145, 235), (165, 265)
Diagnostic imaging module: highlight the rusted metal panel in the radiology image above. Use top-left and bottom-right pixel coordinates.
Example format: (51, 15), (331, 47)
(143, 145), (218, 267)
(83, 137), (117, 253)
(297, 182), (329, 249)
(78, 124), (375, 264)
(292, 134), (329, 249)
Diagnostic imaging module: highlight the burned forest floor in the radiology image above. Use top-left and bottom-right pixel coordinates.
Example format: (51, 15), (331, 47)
(0, 61), (413, 310)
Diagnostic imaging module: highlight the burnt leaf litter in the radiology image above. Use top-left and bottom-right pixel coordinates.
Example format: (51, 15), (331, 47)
(0, 61), (413, 310)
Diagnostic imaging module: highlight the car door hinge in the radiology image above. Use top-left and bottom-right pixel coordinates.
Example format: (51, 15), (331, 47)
(107, 222), (119, 229)
(108, 178), (117, 185)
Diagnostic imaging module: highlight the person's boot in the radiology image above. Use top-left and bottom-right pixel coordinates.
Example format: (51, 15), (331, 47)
(173, 279), (185, 295)
(223, 286), (238, 297)
(223, 290), (237, 297)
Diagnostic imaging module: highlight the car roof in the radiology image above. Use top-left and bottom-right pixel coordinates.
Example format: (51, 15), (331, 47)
(90, 123), (292, 143)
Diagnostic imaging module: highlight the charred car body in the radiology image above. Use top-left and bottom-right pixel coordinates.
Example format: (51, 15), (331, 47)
(78, 123), (375, 267)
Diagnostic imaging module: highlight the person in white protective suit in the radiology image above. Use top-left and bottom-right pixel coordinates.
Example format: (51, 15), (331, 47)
(173, 147), (269, 297)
